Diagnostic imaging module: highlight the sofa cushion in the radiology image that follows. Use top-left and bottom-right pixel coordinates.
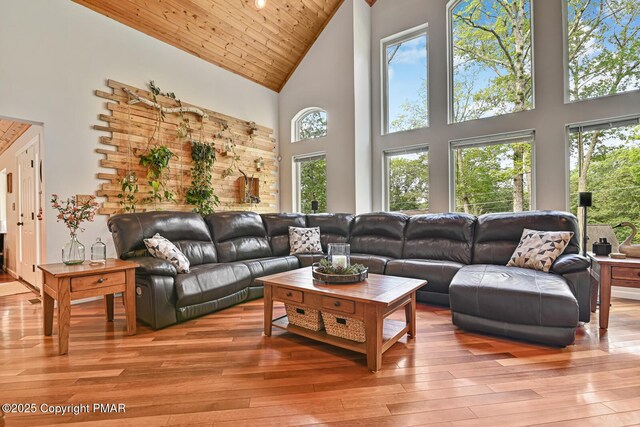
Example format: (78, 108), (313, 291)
(295, 253), (326, 268)
(450, 265), (579, 327)
(239, 256), (299, 281)
(507, 229), (574, 272)
(307, 213), (354, 252)
(385, 259), (464, 295)
(472, 211), (580, 265)
(261, 213), (307, 256)
(403, 213), (475, 264)
(205, 212), (271, 262)
(107, 211), (217, 264)
(350, 254), (392, 275)
(174, 263), (252, 308)
(350, 212), (408, 259)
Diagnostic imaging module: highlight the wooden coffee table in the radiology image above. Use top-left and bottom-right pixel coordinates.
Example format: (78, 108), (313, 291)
(260, 267), (426, 371)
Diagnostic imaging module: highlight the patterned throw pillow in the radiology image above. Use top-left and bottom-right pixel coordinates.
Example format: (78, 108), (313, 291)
(507, 228), (574, 273)
(288, 226), (322, 255)
(143, 233), (190, 273)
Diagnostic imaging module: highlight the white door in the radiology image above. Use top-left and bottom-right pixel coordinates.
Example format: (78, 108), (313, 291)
(18, 144), (36, 286)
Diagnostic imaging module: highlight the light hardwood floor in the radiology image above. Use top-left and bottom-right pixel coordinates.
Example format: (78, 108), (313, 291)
(3, 292), (640, 426)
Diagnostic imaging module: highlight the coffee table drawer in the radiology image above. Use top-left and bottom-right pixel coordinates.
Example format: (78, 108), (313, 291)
(276, 287), (304, 303)
(612, 267), (640, 281)
(71, 271), (126, 292)
(322, 296), (355, 314)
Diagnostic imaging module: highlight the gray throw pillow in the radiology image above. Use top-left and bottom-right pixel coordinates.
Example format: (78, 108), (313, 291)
(144, 233), (190, 273)
(288, 226), (322, 255)
(507, 228), (574, 273)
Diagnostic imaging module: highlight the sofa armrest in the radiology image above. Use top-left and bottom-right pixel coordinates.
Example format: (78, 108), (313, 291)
(130, 256), (177, 277)
(551, 254), (590, 275)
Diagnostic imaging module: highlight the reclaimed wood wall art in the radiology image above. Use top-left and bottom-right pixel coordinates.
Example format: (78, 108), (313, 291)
(94, 80), (278, 215)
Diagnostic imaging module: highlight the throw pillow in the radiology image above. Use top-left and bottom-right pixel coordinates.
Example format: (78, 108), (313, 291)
(289, 226), (322, 255)
(507, 228), (574, 273)
(143, 233), (190, 273)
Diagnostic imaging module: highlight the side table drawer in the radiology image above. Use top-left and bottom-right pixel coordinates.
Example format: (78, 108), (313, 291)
(322, 296), (355, 314)
(71, 271), (126, 292)
(612, 267), (640, 281)
(276, 287), (304, 303)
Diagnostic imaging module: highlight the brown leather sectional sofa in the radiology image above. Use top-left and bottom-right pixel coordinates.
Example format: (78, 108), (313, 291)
(107, 210), (591, 346)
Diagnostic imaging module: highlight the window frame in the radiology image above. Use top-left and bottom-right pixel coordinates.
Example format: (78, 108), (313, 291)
(291, 107), (328, 143)
(446, 0), (536, 124)
(448, 130), (537, 212)
(564, 114), (640, 210)
(382, 144), (430, 212)
(562, 0), (640, 104)
(292, 151), (327, 213)
(381, 23), (429, 136)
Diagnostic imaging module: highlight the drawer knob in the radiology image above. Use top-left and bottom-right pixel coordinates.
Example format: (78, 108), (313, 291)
(334, 301), (341, 307)
(286, 292), (292, 297)
(97, 278), (104, 284)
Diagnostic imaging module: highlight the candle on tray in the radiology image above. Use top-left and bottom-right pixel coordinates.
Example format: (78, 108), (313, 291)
(332, 255), (348, 269)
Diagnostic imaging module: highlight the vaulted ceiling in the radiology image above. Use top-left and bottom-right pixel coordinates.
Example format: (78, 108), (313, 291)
(0, 120), (30, 157)
(73, 0), (355, 92)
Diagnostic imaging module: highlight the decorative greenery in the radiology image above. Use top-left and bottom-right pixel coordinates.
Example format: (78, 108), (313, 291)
(186, 140), (220, 214)
(118, 172), (139, 213)
(317, 259), (367, 275)
(139, 145), (176, 208)
(51, 194), (99, 235)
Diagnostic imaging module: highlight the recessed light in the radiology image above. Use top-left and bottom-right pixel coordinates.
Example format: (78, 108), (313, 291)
(255, 0), (267, 10)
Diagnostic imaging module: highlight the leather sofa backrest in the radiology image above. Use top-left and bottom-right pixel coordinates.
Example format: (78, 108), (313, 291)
(472, 210), (581, 265)
(261, 213), (307, 256)
(349, 212), (408, 259)
(307, 213), (354, 253)
(204, 211), (272, 262)
(403, 213), (476, 264)
(107, 211), (217, 265)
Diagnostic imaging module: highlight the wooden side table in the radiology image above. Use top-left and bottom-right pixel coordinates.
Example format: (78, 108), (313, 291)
(590, 255), (640, 329)
(38, 259), (139, 355)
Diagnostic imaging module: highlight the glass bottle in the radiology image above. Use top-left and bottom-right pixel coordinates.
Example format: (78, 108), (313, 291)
(91, 237), (107, 264)
(62, 234), (85, 265)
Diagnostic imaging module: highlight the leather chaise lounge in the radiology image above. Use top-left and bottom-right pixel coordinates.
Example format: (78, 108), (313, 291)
(108, 209), (591, 346)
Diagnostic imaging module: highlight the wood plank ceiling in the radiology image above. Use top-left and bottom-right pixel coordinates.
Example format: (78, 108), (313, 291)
(0, 120), (30, 157)
(72, 0), (353, 92)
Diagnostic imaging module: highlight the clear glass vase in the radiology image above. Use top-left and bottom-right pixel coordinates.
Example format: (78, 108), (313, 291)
(62, 234), (85, 265)
(328, 243), (350, 270)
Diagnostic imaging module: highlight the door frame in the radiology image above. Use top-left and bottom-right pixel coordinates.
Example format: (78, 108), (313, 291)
(15, 134), (44, 288)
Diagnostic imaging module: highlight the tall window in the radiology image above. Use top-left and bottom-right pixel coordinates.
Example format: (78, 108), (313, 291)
(384, 146), (429, 212)
(448, 0), (533, 123)
(565, 0), (640, 102)
(382, 25), (428, 135)
(451, 131), (534, 214)
(569, 116), (640, 243)
(293, 153), (327, 214)
(292, 108), (327, 142)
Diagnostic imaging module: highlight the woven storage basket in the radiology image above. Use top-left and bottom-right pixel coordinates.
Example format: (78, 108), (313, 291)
(321, 312), (366, 342)
(285, 304), (324, 331)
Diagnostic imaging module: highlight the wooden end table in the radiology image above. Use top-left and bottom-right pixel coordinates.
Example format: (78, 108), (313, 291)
(590, 254), (640, 329)
(38, 259), (139, 355)
(260, 267), (426, 372)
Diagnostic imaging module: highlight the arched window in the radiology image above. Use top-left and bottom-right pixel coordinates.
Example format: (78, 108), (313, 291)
(291, 107), (327, 142)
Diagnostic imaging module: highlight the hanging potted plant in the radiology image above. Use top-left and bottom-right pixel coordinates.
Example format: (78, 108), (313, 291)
(51, 194), (99, 265)
(186, 139), (219, 214)
(139, 145), (175, 209)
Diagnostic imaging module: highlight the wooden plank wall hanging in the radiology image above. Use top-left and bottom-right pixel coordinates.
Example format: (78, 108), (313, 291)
(94, 80), (279, 216)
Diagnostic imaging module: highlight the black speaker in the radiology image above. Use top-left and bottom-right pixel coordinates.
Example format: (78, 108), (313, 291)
(578, 192), (592, 207)
(311, 200), (319, 212)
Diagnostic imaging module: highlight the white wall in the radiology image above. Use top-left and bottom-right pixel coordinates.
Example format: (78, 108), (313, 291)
(0, 1), (279, 262)
(370, 0), (640, 213)
(279, 1), (372, 214)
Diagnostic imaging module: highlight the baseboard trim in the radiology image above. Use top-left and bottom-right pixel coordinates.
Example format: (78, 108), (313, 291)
(5, 268), (18, 279)
(612, 287), (640, 301)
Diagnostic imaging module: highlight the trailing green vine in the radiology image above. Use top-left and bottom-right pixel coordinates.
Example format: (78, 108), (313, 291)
(118, 172), (139, 212)
(139, 145), (175, 208)
(186, 140), (220, 214)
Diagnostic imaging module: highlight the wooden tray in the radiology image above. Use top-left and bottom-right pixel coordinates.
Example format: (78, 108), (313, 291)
(312, 265), (368, 284)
